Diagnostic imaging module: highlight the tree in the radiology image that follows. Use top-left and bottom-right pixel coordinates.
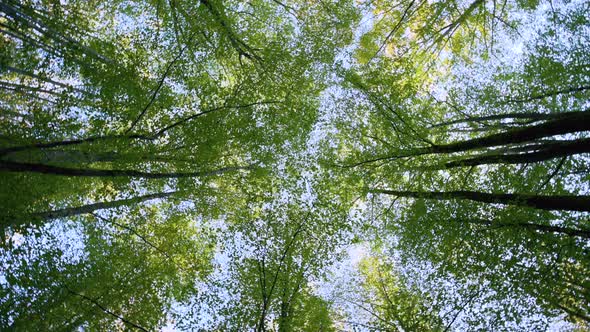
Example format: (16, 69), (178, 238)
(355, 255), (444, 331)
(330, 0), (590, 326)
(1, 0), (359, 329)
(1, 0), (359, 233)
(1, 204), (213, 330)
(176, 170), (349, 331)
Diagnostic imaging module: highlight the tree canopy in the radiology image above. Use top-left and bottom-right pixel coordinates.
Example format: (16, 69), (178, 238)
(1, 0), (589, 330)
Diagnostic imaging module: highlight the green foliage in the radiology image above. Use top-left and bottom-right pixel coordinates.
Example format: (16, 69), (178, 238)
(330, 0), (590, 328)
(1, 0), (589, 330)
(358, 255), (444, 331)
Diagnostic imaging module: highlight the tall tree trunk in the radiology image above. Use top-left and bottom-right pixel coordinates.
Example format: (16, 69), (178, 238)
(418, 110), (590, 156)
(0, 1), (113, 63)
(0, 134), (150, 156)
(459, 218), (590, 238)
(370, 189), (590, 212)
(503, 85), (590, 104)
(430, 109), (586, 129)
(6, 192), (180, 230)
(437, 138), (590, 169)
(2, 65), (90, 95)
(0, 101), (277, 156)
(0, 160), (252, 178)
(353, 111), (590, 167)
(26, 191), (179, 224)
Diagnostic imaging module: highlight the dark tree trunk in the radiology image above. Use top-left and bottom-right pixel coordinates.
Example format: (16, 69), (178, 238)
(370, 189), (590, 212)
(460, 218), (590, 239)
(422, 110), (590, 156)
(440, 138), (590, 168)
(430, 110), (586, 129)
(0, 160), (251, 178)
(27, 191), (179, 224)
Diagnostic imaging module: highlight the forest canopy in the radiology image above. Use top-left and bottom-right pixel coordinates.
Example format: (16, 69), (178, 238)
(1, 0), (589, 330)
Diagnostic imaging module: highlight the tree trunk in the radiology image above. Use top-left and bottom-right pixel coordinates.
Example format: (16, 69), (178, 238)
(439, 138), (590, 169)
(0, 134), (150, 156)
(2, 65), (90, 95)
(0, 160), (252, 178)
(430, 111), (566, 128)
(421, 110), (590, 156)
(350, 111), (590, 167)
(430, 110), (586, 129)
(370, 189), (590, 212)
(15, 191), (179, 226)
(460, 218), (590, 239)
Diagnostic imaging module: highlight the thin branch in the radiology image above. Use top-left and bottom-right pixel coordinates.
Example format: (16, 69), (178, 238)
(64, 287), (150, 331)
(539, 157), (567, 190)
(125, 40), (192, 134)
(92, 213), (173, 260)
